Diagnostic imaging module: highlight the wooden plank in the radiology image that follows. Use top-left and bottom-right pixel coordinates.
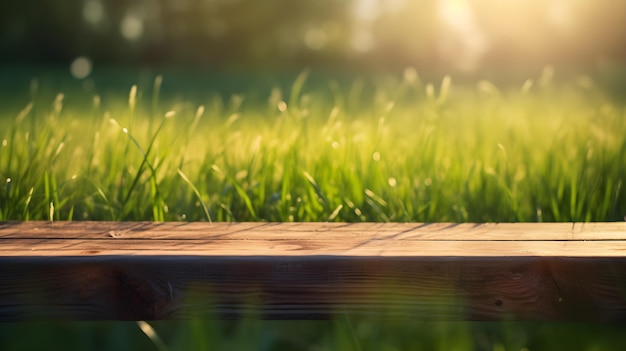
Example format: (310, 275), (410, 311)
(4, 238), (626, 257)
(2, 221), (625, 240)
(1, 221), (626, 322)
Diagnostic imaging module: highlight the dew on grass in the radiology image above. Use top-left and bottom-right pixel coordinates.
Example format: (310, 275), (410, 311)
(165, 110), (176, 118)
(277, 101), (287, 112)
(2, 139), (7, 147)
(388, 177), (397, 187)
(372, 151), (380, 161)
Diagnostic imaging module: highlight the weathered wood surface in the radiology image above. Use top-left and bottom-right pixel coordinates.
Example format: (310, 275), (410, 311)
(1, 221), (626, 322)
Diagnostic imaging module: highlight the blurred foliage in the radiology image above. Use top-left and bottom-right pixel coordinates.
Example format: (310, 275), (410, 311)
(3, 319), (626, 350)
(1, 0), (626, 73)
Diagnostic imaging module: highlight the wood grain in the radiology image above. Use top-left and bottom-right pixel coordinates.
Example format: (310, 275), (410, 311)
(1, 221), (626, 322)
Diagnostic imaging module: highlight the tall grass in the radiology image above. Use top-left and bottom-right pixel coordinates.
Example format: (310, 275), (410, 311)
(1, 70), (624, 222)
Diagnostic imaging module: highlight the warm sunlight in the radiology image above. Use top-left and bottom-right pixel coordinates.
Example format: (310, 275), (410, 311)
(437, 0), (487, 71)
(350, 0), (621, 72)
(435, 0), (613, 71)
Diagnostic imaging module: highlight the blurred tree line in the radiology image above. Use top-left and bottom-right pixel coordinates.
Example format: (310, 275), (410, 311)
(1, 0), (625, 73)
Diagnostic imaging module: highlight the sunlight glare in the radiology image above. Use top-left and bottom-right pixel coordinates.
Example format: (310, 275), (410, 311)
(353, 0), (379, 22)
(439, 0), (473, 31)
(437, 0), (488, 72)
(546, 0), (574, 32)
(351, 0), (379, 53)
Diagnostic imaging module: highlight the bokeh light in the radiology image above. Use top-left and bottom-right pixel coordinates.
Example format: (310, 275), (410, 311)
(120, 12), (144, 41)
(83, 0), (104, 26)
(0, 0), (624, 73)
(69, 56), (93, 79)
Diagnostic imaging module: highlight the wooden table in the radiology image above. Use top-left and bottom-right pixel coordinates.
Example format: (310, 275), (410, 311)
(1, 221), (626, 321)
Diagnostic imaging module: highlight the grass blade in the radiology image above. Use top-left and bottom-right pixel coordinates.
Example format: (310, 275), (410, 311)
(177, 169), (212, 223)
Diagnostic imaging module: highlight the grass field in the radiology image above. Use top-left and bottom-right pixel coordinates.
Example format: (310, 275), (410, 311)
(1, 68), (624, 223)
(1, 67), (625, 350)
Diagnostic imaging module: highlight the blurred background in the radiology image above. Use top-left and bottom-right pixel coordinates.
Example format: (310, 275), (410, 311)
(1, 0), (625, 78)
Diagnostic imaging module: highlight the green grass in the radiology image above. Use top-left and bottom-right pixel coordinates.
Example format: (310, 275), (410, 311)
(1, 68), (626, 350)
(1, 69), (624, 223)
(3, 318), (626, 350)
